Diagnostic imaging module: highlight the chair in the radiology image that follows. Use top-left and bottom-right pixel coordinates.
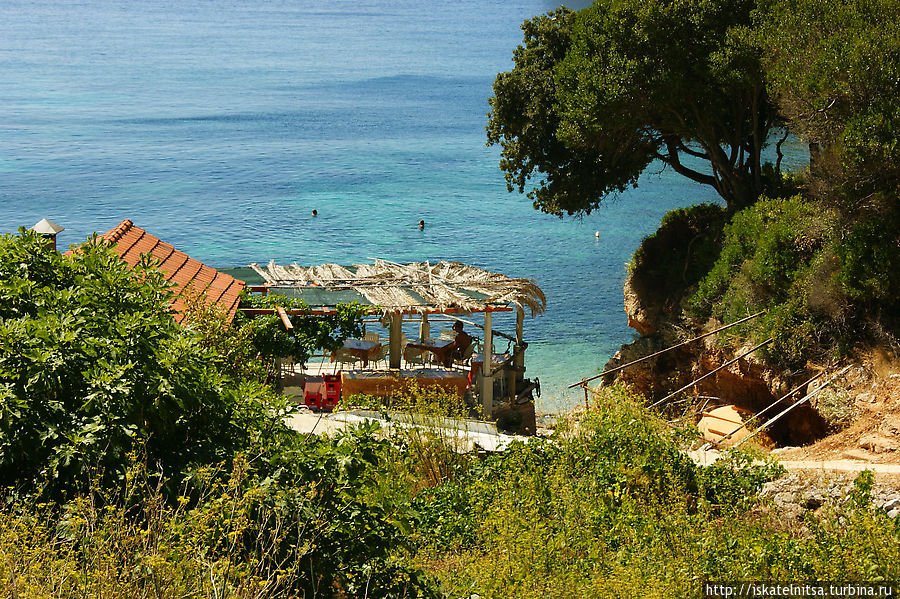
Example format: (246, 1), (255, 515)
(404, 346), (427, 368)
(439, 328), (454, 340)
(332, 347), (361, 373)
(454, 341), (478, 368)
(372, 343), (389, 368)
(364, 331), (381, 343)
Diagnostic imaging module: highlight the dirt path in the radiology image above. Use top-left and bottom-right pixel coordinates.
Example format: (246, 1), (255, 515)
(776, 459), (900, 475)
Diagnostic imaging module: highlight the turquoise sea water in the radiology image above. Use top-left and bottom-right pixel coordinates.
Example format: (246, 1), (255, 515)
(0, 0), (807, 411)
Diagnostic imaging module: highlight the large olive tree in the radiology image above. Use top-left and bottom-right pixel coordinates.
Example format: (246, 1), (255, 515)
(487, 0), (782, 216)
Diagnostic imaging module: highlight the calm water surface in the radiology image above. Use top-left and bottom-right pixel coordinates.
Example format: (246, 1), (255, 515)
(0, 0), (807, 410)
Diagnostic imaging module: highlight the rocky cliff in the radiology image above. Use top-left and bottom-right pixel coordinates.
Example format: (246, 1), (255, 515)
(605, 267), (830, 446)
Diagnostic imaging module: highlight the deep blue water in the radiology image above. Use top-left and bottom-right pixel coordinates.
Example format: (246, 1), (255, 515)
(0, 0), (807, 410)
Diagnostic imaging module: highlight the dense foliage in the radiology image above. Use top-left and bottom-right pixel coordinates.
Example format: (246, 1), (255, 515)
(4, 378), (898, 597)
(687, 196), (844, 367)
(236, 294), (365, 380)
(491, 0), (900, 363)
(628, 203), (728, 320)
(762, 0), (900, 209)
(409, 388), (899, 597)
(0, 231), (267, 497)
(0, 426), (435, 598)
(0, 230), (429, 597)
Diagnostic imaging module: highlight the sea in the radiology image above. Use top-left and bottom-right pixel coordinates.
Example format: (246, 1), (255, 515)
(0, 0), (808, 411)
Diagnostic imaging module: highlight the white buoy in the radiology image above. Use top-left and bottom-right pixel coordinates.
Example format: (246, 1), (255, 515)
(594, 231), (600, 238)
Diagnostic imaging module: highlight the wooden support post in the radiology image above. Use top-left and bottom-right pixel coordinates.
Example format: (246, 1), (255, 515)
(514, 307), (525, 364)
(511, 306), (525, 399)
(506, 366), (517, 403)
(482, 310), (493, 418)
(419, 313), (430, 341)
(389, 312), (403, 369)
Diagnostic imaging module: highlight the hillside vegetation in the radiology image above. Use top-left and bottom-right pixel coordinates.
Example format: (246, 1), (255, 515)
(490, 0), (900, 370)
(3, 0), (900, 595)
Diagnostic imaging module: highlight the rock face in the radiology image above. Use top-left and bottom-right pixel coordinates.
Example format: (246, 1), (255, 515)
(613, 269), (829, 445)
(623, 271), (660, 337)
(611, 205), (854, 447)
(760, 472), (900, 520)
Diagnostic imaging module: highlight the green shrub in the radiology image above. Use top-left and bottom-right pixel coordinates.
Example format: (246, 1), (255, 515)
(0, 430), (437, 598)
(629, 203), (727, 315)
(835, 218), (900, 303)
(410, 387), (900, 597)
(0, 230), (277, 498)
(688, 196), (841, 367)
(237, 293), (365, 378)
(698, 449), (784, 513)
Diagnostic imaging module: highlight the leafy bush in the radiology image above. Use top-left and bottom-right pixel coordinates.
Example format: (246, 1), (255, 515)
(0, 230), (278, 498)
(697, 449), (784, 513)
(237, 293), (365, 379)
(628, 203), (727, 317)
(688, 196), (842, 367)
(835, 218), (900, 304)
(0, 428), (436, 598)
(409, 386), (900, 597)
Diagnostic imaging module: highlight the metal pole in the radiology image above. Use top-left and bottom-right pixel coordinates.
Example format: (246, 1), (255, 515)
(567, 311), (765, 389)
(708, 369), (828, 448)
(482, 310), (493, 418)
(647, 338), (773, 409)
(733, 365), (852, 449)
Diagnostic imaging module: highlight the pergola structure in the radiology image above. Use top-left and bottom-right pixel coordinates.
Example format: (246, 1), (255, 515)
(240, 259), (546, 416)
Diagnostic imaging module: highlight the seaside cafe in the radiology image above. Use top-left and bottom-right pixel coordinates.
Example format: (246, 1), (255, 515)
(231, 259), (546, 418)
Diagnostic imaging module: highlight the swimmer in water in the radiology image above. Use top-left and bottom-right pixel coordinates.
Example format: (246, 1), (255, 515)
(311, 209), (318, 217)
(418, 219), (425, 229)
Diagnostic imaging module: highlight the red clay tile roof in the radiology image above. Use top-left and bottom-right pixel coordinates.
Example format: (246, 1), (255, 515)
(72, 219), (246, 324)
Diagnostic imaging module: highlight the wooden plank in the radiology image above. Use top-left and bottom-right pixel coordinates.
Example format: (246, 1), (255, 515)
(239, 306), (513, 316)
(276, 305), (293, 330)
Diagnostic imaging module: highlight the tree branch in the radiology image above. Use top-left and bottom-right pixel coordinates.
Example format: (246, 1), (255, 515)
(775, 128), (790, 173)
(661, 138), (717, 187)
(676, 141), (709, 160)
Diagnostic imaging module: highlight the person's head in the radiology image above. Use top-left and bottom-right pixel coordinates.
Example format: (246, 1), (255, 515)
(311, 209), (318, 216)
(418, 219), (425, 229)
(453, 321), (464, 332)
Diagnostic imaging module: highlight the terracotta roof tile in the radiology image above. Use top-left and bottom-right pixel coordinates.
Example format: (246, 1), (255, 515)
(122, 236), (159, 266)
(150, 242), (175, 264)
(86, 219), (246, 324)
(111, 227), (147, 260)
(158, 250), (189, 277)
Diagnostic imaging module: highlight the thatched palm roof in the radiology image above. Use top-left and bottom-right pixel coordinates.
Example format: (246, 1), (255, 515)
(249, 259), (546, 316)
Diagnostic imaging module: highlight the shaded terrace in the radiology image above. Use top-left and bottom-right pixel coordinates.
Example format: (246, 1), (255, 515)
(232, 259), (546, 417)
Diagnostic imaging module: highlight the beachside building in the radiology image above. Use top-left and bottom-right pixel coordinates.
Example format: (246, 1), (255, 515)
(66, 218), (246, 324)
(228, 259), (546, 428)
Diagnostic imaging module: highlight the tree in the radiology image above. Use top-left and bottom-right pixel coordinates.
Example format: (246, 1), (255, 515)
(0, 231), (278, 496)
(487, 0), (782, 216)
(762, 0), (900, 210)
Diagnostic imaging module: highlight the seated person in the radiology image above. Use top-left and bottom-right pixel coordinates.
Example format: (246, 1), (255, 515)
(444, 321), (474, 366)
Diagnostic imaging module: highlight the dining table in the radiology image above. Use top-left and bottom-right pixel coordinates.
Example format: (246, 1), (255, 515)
(333, 338), (382, 367)
(404, 337), (455, 366)
(470, 352), (512, 375)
